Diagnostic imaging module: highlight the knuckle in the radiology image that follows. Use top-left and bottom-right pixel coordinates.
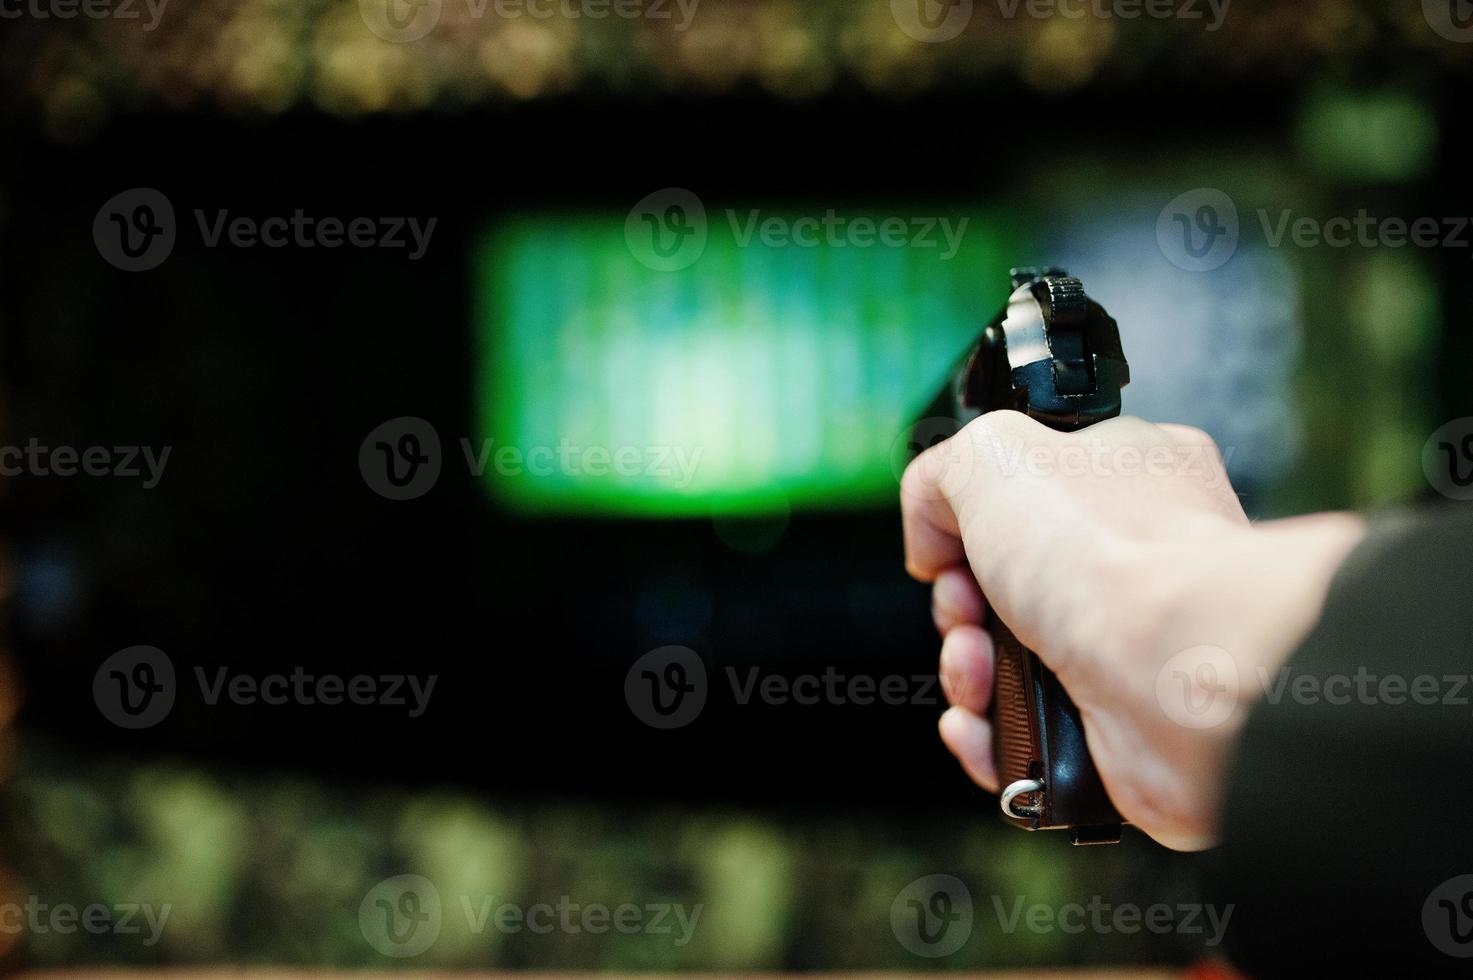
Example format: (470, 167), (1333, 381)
(962, 409), (1023, 443)
(958, 409), (1028, 464)
(1174, 424), (1215, 446)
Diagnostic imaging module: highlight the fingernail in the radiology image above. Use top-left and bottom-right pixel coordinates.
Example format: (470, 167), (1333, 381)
(932, 590), (960, 633)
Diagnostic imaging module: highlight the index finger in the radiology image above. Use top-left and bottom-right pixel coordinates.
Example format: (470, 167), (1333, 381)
(900, 434), (968, 581)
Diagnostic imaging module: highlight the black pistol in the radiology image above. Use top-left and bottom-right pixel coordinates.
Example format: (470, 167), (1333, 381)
(923, 267), (1130, 845)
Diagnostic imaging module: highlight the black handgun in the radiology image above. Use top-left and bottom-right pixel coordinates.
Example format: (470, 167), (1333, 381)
(918, 267), (1130, 845)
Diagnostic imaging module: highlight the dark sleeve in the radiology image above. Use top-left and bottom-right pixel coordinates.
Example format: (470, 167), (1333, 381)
(1205, 504), (1473, 976)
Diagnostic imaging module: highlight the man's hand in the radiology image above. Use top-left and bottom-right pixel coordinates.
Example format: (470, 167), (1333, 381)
(901, 410), (1364, 850)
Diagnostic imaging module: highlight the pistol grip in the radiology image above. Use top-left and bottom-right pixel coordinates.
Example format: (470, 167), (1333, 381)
(989, 618), (1123, 844)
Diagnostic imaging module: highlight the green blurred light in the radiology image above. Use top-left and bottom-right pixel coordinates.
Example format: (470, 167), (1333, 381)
(474, 208), (1027, 516)
(1296, 86), (1437, 184)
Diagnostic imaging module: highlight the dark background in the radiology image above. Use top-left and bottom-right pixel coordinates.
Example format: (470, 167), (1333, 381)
(0, 0), (1470, 970)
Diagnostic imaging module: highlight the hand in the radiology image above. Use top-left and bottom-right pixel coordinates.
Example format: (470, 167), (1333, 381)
(901, 411), (1364, 850)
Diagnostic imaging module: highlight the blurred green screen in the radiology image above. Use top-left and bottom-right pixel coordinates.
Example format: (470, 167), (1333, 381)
(474, 208), (1028, 516)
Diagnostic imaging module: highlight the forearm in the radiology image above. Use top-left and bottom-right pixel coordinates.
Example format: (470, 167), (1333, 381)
(1076, 511), (1367, 848)
(1205, 506), (1473, 973)
(1153, 512), (1369, 716)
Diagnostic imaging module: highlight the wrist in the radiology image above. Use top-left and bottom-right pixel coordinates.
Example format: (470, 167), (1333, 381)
(1128, 512), (1368, 786)
(1100, 513), (1365, 848)
(1183, 514), (1365, 700)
